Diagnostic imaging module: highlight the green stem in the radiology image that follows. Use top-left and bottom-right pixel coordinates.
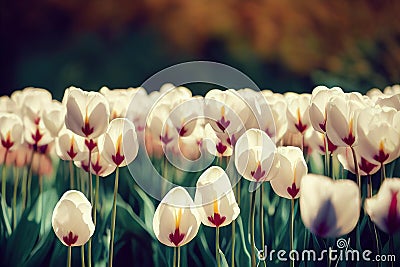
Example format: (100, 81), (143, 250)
(81, 246), (85, 267)
(231, 217), (236, 267)
(69, 160), (74, 189)
(87, 148), (93, 267)
(12, 167), (19, 230)
(21, 167), (27, 212)
(67, 246), (72, 267)
(216, 226), (220, 267)
(324, 133), (330, 177)
(380, 163), (386, 183)
(259, 183), (265, 266)
(350, 146), (361, 190)
(177, 245), (181, 267)
(94, 175), (99, 226)
(1, 149), (9, 205)
(250, 190), (256, 267)
(161, 156), (168, 197)
(108, 166), (120, 267)
(26, 150), (34, 208)
(173, 246), (177, 267)
(237, 179), (241, 206)
(290, 198), (295, 267)
(367, 174), (373, 198)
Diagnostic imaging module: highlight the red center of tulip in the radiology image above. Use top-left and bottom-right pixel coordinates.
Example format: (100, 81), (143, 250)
(169, 228), (185, 247)
(1, 131), (14, 149)
(251, 163), (266, 182)
(216, 141), (227, 155)
(82, 112), (94, 137)
(342, 119), (355, 146)
(373, 141), (389, 164)
(169, 208), (185, 246)
(67, 139), (78, 159)
(319, 121), (326, 132)
(208, 200), (226, 227)
(63, 231), (78, 246)
(295, 108), (308, 133)
(319, 136), (337, 154)
(359, 157), (377, 175)
(91, 155), (102, 174)
(385, 191), (400, 234)
(31, 128), (43, 144)
(85, 139), (97, 152)
(112, 134), (125, 166)
(81, 161), (90, 172)
(226, 134), (236, 146)
(217, 117), (230, 132)
(287, 182), (300, 198)
(177, 126), (188, 137)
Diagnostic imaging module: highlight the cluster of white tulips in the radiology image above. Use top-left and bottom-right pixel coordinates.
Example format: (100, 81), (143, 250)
(1, 83), (400, 267)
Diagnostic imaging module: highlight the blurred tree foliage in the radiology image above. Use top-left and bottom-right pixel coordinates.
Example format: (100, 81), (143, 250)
(1, 0), (399, 97)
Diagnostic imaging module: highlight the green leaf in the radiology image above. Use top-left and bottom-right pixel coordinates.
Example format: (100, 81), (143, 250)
(0, 195), (12, 237)
(4, 216), (40, 266)
(116, 194), (154, 238)
(218, 248), (229, 267)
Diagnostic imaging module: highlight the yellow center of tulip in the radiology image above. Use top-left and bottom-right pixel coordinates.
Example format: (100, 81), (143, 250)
(115, 134), (123, 154)
(213, 199), (219, 214)
(220, 106), (225, 117)
(175, 208), (182, 229)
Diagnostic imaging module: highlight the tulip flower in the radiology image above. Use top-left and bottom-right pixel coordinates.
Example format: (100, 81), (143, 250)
(101, 118), (139, 167)
(153, 186), (201, 248)
(203, 123), (233, 158)
(0, 113), (24, 151)
(263, 94), (288, 143)
(365, 178), (400, 234)
(270, 146), (307, 199)
(42, 100), (66, 137)
(356, 106), (400, 178)
(102, 118), (138, 267)
(325, 95), (365, 148)
(309, 86), (344, 133)
(52, 190), (95, 246)
(326, 94), (366, 186)
(0, 96), (17, 114)
(300, 174), (360, 237)
(285, 93), (311, 135)
(194, 166), (239, 227)
(52, 190), (95, 267)
(55, 129), (86, 162)
(204, 89), (249, 134)
(336, 147), (380, 176)
(100, 86), (138, 120)
(18, 87), (52, 124)
(194, 166), (239, 267)
(65, 86), (110, 140)
(0, 112), (24, 203)
(235, 128), (278, 183)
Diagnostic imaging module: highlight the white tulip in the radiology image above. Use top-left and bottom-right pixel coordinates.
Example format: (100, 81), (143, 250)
(194, 166), (240, 228)
(153, 187), (200, 247)
(235, 129), (278, 182)
(101, 118), (139, 167)
(365, 178), (400, 234)
(65, 86), (110, 139)
(300, 174), (360, 237)
(52, 190), (95, 246)
(270, 146), (307, 199)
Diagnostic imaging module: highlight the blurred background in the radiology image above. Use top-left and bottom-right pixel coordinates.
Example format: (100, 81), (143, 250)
(1, 0), (400, 99)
